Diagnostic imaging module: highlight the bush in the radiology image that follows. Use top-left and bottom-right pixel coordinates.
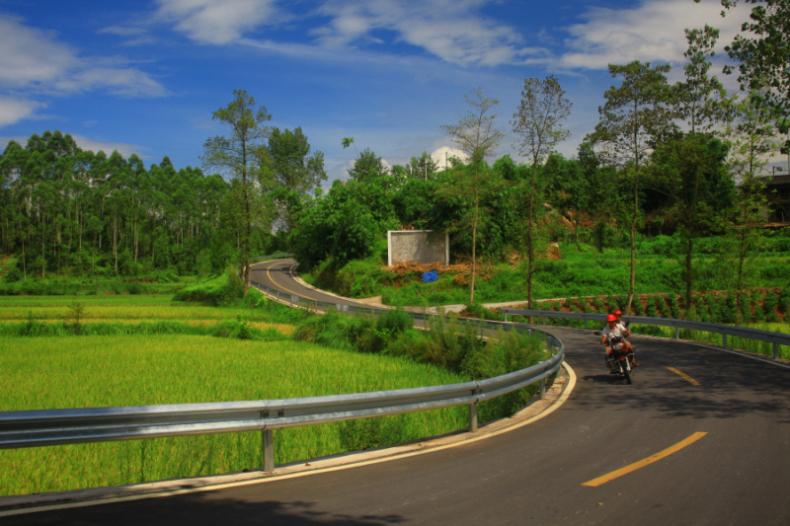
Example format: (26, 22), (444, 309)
(376, 309), (412, 335)
(780, 289), (790, 317)
(173, 267), (244, 306)
(211, 319), (255, 340)
(764, 290), (779, 322)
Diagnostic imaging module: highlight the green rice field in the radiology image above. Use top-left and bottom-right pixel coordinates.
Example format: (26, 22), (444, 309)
(0, 335), (469, 496)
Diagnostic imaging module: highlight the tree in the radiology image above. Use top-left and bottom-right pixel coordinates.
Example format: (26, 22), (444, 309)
(406, 153), (438, 180)
(588, 61), (675, 313)
(649, 133), (734, 309)
(675, 25), (730, 133)
(727, 93), (776, 291)
(290, 181), (379, 270)
(203, 89), (271, 286)
(512, 75), (571, 307)
(348, 148), (389, 183)
(264, 127), (326, 231)
(442, 88), (504, 304)
(714, 0), (790, 151)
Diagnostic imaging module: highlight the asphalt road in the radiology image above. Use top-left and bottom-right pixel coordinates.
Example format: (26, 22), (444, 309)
(8, 260), (789, 525)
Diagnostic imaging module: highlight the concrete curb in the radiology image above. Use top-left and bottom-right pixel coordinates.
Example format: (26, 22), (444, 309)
(0, 362), (576, 518)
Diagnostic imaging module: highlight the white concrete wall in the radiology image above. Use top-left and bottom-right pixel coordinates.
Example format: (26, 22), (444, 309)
(387, 230), (449, 266)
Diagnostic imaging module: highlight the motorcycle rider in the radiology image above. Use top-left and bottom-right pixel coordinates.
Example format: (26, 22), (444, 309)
(601, 313), (632, 373)
(610, 308), (635, 355)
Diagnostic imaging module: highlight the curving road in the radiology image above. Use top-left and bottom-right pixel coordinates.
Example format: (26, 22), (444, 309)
(6, 260), (790, 525)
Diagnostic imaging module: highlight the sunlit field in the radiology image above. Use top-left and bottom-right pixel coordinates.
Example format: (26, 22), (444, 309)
(0, 335), (469, 495)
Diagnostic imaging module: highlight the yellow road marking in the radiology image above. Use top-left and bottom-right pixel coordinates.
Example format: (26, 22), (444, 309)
(264, 261), (306, 299)
(582, 431), (708, 488)
(0, 364), (579, 519)
(666, 366), (701, 386)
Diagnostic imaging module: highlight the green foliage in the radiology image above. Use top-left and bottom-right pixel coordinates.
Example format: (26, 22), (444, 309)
(173, 267), (245, 306)
(463, 303), (505, 321)
(290, 180), (384, 270)
(0, 132), (239, 279)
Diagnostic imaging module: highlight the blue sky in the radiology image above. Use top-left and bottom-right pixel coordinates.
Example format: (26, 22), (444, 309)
(0, 0), (750, 182)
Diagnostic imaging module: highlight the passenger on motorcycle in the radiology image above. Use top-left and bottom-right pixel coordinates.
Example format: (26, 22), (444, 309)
(601, 313), (633, 372)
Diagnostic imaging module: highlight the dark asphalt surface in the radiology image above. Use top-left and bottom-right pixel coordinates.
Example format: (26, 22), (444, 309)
(8, 260), (789, 525)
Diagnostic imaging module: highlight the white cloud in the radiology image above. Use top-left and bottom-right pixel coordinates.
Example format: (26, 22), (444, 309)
(98, 25), (157, 46)
(54, 67), (166, 97)
(559, 0), (747, 70)
(430, 146), (467, 170)
(0, 97), (41, 127)
(156, 0), (547, 67)
(0, 16), (76, 87)
(156, 0), (277, 44)
(315, 0), (548, 66)
(0, 15), (165, 99)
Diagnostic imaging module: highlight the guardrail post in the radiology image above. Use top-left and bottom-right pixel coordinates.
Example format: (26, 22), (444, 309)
(262, 429), (275, 473)
(773, 342), (780, 360)
(539, 378), (546, 399)
(469, 403), (478, 433)
(674, 327), (680, 339)
(722, 333), (728, 349)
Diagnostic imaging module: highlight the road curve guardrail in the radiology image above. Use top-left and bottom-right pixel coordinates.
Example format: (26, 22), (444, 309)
(500, 308), (789, 361)
(0, 299), (564, 475)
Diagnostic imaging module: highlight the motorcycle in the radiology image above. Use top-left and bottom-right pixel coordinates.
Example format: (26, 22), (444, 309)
(608, 336), (635, 384)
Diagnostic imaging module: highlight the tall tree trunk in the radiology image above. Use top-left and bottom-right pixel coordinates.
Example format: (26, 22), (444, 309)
(526, 182), (535, 309)
(470, 193), (478, 305)
(21, 237), (27, 279)
(241, 143), (251, 288)
(737, 224), (746, 292)
(684, 234), (693, 312)
(40, 218), (46, 279)
(113, 214), (119, 275)
(627, 172), (638, 314)
(134, 223), (139, 263)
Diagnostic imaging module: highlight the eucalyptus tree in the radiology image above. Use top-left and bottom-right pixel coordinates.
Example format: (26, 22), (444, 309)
(442, 88), (505, 304)
(588, 61), (675, 312)
(512, 76), (571, 307)
(203, 89), (272, 286)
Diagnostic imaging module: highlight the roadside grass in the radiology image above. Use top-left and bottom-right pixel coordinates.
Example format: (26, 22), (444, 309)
(315, 235), (789, 307)
(0, 335), (469, 495)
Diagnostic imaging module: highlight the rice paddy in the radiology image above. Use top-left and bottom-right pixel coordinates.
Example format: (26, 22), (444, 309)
(0, 295), (472, 496)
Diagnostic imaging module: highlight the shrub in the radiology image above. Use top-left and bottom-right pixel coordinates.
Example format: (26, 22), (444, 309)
(764, 290), (779, 322)
(780, 289), (790, 317)
(667, 294), (680, 318)
(723, 294), (738, 324)
(376, 309), (413, 335)
(173, 267), (244, 306)
(211, 319), (255, 340)
(751, 290), (765, 321)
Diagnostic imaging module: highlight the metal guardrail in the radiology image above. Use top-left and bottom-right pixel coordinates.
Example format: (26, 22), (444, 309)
(0, 285), (564, 476)
(500, 308), (789, 360)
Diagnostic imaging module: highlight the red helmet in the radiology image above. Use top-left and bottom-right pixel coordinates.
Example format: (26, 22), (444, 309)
(607, 314), (617, 322)
(614, 309), (622, 317)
